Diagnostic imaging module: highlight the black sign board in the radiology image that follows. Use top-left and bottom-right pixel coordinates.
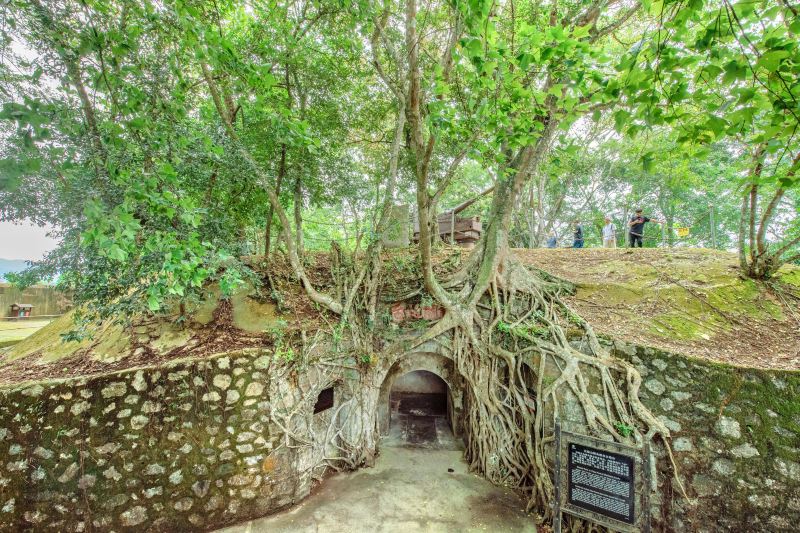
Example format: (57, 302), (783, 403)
(552, 421), (651, 533)
(567, 442), (635, 524)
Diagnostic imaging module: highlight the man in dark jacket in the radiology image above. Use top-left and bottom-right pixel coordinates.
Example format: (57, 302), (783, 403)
(628, 209), (662, 247)
(572, 220), (584, 248)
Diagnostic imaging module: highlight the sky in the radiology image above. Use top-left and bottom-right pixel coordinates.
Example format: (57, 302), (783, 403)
(0, 221), (59, 260)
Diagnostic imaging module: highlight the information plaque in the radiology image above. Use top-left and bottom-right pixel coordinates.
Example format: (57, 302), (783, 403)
(568, 442), (634, 523)
(552, 421), (651, 533)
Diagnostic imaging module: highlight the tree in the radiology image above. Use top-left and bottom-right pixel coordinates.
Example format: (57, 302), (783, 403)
(619, 0), (800, 277)
(366, 0), (673, 515)
(1, 0), (692, 523)
(1, 0), (383, 320)
(2, 0), (250, 321)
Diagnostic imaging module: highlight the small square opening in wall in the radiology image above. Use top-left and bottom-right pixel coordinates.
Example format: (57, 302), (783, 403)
(314, 387), (334, 414)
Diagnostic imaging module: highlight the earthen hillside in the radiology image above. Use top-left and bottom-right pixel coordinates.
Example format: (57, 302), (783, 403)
(1, 248), (798, 386)
(516, 248), (800, 370)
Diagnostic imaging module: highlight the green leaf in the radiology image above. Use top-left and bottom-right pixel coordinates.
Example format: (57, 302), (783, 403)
(722, 60), (748, 84)
(548, 84), (564, 98)
(147, 295), (161, 312)
(706, 116), (727, 137)
(614, 109), (631, 132)
(641, 153), (654, 172)
(572, 23), (592, 39)
(701, 64), (723, 80)
(462, 37), (483, 58)
(756, 50), (789, 72)
(127, 117), (147, 130)
(107, 244), (127, 262)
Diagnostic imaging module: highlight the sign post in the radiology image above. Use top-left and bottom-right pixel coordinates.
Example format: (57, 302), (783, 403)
(553, 421), (651, 533)
(553, 420), (562, 533)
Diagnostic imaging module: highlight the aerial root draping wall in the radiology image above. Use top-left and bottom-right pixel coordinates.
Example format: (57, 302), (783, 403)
(0, 338), (797, 532)
(557, 338), (800, 532)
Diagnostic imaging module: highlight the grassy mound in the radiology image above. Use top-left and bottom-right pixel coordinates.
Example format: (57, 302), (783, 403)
(516, 248), (800, 369)
(2, 247), (796, 386)
(0, 281), (289, 385)
(0, 319), (55, 349)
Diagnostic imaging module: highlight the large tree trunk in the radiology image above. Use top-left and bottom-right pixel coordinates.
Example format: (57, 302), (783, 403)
(665, 206), (675, 248)
(265, 143), (287, 256)
(468, 122), (558, 305)
(294, 175), (304, 255)
(738, 186), (750, 273)
(738, 148), (800, 279)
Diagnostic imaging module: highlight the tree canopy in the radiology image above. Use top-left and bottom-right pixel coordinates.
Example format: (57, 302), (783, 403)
(1, 0), (798, 312)
(2, 0), (799, 524)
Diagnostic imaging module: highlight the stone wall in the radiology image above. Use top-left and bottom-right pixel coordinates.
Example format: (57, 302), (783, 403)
(2, 330), (796, 532)
(0, 338), (466, 532)
(0, 283), (71, 317)
(562, 338), (800, 532)
(0, 349), (354, 532)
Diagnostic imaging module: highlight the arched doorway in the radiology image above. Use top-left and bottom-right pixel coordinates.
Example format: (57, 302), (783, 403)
(389, 370), (451, 445)
(377, 352), (463, 449)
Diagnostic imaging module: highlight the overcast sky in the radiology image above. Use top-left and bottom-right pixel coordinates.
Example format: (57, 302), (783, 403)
(0, 221), (59, 260)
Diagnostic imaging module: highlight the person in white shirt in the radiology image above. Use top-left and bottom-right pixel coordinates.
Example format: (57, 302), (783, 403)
(602, 216), (616, 248)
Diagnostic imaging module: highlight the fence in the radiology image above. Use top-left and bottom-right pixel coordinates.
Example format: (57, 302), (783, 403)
(0, 283), (71, 318)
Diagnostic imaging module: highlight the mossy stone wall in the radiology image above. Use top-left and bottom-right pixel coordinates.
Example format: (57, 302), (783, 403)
(0, 349), (342, 531)
(561, 338), (800, 532)
(2, 332), (797, 532)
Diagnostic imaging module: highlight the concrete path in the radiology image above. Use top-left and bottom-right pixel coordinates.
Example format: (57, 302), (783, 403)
(218, 416), (536, 532)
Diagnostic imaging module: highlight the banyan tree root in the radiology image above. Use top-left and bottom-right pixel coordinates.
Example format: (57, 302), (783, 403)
(395, 253), (689, 523)
(254, 325), (380, 489)
(266, 248), (689, 526)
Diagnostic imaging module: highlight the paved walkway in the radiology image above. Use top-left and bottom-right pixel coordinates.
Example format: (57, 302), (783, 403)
(218, 407), (536, 532)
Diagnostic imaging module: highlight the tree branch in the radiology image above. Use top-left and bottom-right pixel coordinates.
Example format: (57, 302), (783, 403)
(201, 61), (342, 314)
(593, 2), (642, 42)
(756, 153), (800, 257)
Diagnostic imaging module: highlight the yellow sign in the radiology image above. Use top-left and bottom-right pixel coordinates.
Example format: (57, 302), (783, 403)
(676, 227), (690, 237)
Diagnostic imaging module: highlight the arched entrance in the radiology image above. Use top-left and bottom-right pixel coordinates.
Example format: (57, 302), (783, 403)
(377, 352), (463, 448)
(389, 370), (450, 445)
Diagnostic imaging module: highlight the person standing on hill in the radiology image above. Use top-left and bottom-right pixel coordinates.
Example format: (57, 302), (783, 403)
(602, 216), (616, 248)
(572, 220), (584, 248)
(628, 208), (662, 248)
(546, 232), (557, 248)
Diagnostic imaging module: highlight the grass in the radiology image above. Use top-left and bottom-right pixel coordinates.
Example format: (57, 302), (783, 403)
(516, 248), (800, 368)
(0, 319), (53, 348)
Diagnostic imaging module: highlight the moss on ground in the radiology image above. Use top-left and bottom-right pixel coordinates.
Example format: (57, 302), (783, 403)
(779, 267), (800, 288)
(3, 311), (89, 362)
(3, 248), (797, 380)
(517, 249), (799, 368)
(0, 319), (53, 348)
(230, 284), (279, 333)
(189, 284), (222, 325)
(649, 314), (708, 340)
(0, 280), (287, 379)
